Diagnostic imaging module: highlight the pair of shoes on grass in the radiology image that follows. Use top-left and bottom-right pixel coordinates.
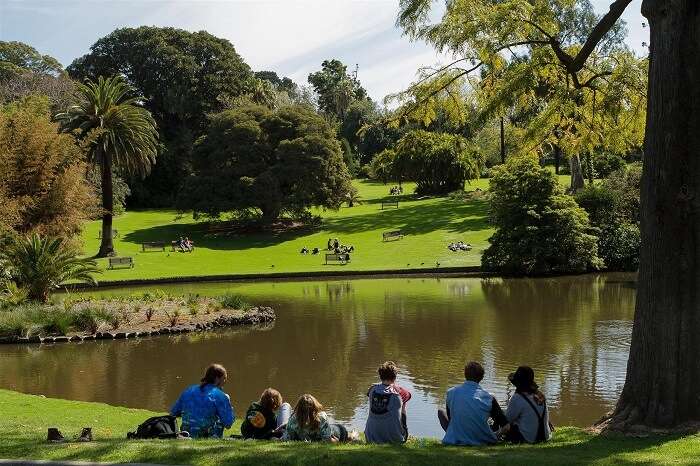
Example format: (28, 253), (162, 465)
(47, 427), (92, 443)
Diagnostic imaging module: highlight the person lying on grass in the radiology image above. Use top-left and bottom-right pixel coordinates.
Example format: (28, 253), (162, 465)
(438, 361), (509, 446)
(170, 363), (234, 438)
(365, 361), (412, 444)
(241, 388), (291, 440)
(281, 394), (349, 442)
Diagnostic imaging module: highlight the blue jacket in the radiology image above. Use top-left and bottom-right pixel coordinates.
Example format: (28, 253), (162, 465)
(442, 381), (498, 446)
(170, 384), (235, 438)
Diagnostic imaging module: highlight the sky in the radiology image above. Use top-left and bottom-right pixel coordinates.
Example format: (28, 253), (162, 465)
(0, 0), (647, 102)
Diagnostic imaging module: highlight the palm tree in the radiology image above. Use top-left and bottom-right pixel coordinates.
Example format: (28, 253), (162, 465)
(0, 234), (100, 302)
(56, 76), (158, 257)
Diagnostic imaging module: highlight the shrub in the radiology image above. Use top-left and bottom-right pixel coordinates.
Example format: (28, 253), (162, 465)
(144, 306), (156, 321)
(99, 309), (121, 330)
(574, 185), (617, 226)
(39, 308), (75, 335)
(0, 282), (29, 307)
(165, 309), (180, 327)
(0, 306), (38, 337)
(219, 293), (248, 309)
(482, 157), (602, 275)
(593, 152), (626, 178)
(73, 307), (104, 334)
(598, 223), (641, 272)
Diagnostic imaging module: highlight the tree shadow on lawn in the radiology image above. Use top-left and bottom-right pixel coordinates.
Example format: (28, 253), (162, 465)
(1, 430), (692, 466)
(120, 199), (490, 252)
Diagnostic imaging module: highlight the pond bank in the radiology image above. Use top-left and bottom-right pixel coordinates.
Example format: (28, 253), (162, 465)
(0, 389), (697, 466)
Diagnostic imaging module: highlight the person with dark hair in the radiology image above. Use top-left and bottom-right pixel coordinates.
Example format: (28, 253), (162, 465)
(438, 361), (508, 446)
(364, 361), (412, 444)
(170, 363), (235, 438)
(505, 366), (552, 443)
(241, 388), (291, 440)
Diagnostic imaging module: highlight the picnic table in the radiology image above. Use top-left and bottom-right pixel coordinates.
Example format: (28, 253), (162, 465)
(382, 230), (404, 241)
(108, 257), (133, 269)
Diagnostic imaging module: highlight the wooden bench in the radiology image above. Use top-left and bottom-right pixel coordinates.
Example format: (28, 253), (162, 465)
(171, 241), (195, 252)
(381, 201), (399, 209)
(98, 229), (119, 239)
(325, 253), (351, 265)
(108, 257), (133, 269)
(142, 241), (166, 252)
(382, 230), (404, 241)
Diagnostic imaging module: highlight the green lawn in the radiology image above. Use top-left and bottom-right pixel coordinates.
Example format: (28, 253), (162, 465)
(1, 389), (697, 466)
(81, 177), (573, 282)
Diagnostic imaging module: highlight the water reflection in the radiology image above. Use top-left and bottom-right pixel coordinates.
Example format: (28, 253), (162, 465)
(0, 273), (635, 438)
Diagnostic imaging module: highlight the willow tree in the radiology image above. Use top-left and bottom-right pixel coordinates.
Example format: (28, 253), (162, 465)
(398, 0), (699, 430)
(56, 76), (158, 257)
(396, 0), (645, 192)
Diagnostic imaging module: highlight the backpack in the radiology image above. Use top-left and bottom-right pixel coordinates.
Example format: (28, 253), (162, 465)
(127, 415), (181, 439)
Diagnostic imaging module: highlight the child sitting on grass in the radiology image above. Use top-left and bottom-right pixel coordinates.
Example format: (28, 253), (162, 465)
(241, 388), (291, 440)
(282, 394), (349, 442)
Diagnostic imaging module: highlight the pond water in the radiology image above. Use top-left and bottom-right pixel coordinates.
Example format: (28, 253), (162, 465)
(0, 273), (636, 439)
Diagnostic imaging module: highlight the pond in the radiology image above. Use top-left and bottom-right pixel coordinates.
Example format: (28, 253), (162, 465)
(0, 273), (636, 439)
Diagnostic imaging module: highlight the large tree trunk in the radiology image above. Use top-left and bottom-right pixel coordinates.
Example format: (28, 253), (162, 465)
(569, 154), (585, 192)
(97, 151), (116, 258)
(608, 0), (700, 430)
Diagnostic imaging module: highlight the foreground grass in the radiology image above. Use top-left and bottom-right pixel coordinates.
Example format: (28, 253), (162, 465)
(1, 389), (698, 466)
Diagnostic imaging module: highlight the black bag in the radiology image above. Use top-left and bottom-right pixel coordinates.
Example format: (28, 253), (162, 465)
(127, 415), (181, 439)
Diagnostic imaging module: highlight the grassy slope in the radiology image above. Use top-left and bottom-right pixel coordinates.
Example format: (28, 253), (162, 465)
(82, 177), (572, 282)
(1, 389), (698, 466)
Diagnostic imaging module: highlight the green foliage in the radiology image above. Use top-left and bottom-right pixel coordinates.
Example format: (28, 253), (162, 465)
(0, 304), (40, 337)
(38, 308), (74, 335)
(72, 307), (105, 334)
(0, 41), (64, 80)
(0, 281), (29, 307)
(178, 104), (352, 222)
(0, 234), (100, 302)
(218, 293), (249, 310)
(482, 157), (602, 275)
(575, 163), (641, 271)
(392, 130), (484, 195)
(308, 59), (367, 118)
(68, 26), (254, 207)
(592, 152), (626, 178)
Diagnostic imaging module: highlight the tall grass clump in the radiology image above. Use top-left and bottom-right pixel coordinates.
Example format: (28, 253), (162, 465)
(0, 305), (39, 337)
(73, 307), (104, 334)
(37, 307), (75, 335)
(218, 293), (249, 310)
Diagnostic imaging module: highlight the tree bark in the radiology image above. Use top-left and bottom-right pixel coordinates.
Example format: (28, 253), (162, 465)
(554, 144), (561, 175)
(500, 116), (506, 164)
(569, 154), (585, 192)
(609, 0), (700, 430)
(97, 149), (116, 258)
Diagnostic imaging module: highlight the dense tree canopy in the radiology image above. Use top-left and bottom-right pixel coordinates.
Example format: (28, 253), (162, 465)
(308, 59), (368, 119)
(68, 27), (254, 206)
(482, 156), (601, 275)
(0, 41), (64, 80)
(390, 130), (484, 194)
(0, 96), (96, 238)
(178, 105), (352, 222)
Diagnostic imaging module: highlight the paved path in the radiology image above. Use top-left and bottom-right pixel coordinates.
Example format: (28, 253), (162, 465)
(0, 460), (177, 466)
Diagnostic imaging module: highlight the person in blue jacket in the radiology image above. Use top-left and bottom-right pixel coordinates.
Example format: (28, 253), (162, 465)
(170, 363), (235, 438)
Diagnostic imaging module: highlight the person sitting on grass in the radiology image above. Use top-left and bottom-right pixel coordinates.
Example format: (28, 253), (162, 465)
(241, 388), (291, 440)
(504, 366), (552, 444)
(170, 363), (234, 438)
(177, 236), (186, 252)
(184, 237), (194, 252)
(300, 247), (309, 254)
(365, 361), (412, 444)
(438, 361), (508, 446)
(312, 247), (320, 255)
(282, 394), (348, 442)
(327, 238), (333, 250)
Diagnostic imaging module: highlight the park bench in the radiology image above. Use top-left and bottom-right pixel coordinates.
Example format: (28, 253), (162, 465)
(171, 240), (195, 252)
(382, 230), (404, 242)
(142, 241), (166, 252)
(325, 253), (351, 265)
(108, 257), (133, 269)
(381, 200), (399, 209)
(98, 229), (119, 239)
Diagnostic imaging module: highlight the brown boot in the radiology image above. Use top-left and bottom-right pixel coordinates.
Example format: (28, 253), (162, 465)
(77, 427), (93, 442)
(47, 428), (65, 443)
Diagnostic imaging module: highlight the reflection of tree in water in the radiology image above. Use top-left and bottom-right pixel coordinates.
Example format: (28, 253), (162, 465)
(0, 275), (637, 429)
(480, 274), (636, 424)
(447, 282), (471, 298)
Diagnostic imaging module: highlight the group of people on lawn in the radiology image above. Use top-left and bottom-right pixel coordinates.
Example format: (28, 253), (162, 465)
(175, 236), (194, 252)
(299, 238), (355, 256)
(170, 361), (552, 445)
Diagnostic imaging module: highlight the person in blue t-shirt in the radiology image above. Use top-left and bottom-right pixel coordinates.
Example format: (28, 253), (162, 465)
(170, 363), (235, 438)
(438, 361), (508, 446)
